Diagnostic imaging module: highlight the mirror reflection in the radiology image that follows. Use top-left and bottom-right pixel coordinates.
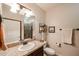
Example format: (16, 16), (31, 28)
(24, 16), (35, 39)
(1, 3), (35, 45)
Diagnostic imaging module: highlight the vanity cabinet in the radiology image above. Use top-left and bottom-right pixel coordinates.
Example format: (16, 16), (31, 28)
(28, 46), (43, 56)
(25, 46), (43, 56)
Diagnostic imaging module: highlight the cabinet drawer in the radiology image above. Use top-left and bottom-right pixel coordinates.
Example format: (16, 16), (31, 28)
(28, 46), (43, 56)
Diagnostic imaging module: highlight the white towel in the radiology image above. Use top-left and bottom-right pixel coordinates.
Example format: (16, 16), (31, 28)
(61, 28), (73, 44)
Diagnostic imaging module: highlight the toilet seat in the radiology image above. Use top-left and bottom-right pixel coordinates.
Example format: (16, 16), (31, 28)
(44, 47), (56, 56)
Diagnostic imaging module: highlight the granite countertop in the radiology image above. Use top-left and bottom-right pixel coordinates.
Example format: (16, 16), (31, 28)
(0, 40), (46, 56)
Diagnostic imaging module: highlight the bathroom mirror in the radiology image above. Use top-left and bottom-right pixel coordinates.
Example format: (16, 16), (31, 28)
(23, 10), (35, 39)
(24, 16), (33, 39)
(1, 3), (35, 45)
(1, 3), (23, 45)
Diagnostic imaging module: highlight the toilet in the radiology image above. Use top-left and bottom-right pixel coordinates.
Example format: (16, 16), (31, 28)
(44, 47), (56, 56)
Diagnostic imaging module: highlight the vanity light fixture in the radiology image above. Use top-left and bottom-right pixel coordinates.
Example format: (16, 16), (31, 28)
(19, 8), (26, 15)
(18, 6), (34, 17)
(5, 3), (20, 13)
(24, 16), (35, 24)
(5, 3), (34, 17)
(25, 10), (34, 17)
(10, 3), (20, 13)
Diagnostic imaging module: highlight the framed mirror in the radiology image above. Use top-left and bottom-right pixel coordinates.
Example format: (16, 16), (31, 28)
(1, 3), (35, 46)
(1, 3), (23, 46)
(24, 14), (35, 40)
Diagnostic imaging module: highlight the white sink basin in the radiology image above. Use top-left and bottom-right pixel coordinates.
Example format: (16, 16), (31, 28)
(18, 42), (35, 51)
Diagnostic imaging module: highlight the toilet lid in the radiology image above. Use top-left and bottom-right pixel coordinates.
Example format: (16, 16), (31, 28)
(44, 47), (56, 55)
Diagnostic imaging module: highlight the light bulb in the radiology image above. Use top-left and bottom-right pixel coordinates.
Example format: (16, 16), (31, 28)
(19, 8), (26, 15)
(10, 8), (17, 13)
(6, 3), (20, 13)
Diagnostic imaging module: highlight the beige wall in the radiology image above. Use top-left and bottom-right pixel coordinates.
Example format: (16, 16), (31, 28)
(46, 4), (79, 56)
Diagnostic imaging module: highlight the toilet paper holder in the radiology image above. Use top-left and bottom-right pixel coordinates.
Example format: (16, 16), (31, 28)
(56, 43), (61, 47)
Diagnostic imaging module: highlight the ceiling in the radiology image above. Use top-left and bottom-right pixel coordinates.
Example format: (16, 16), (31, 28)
(36, 3), (60, 12)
